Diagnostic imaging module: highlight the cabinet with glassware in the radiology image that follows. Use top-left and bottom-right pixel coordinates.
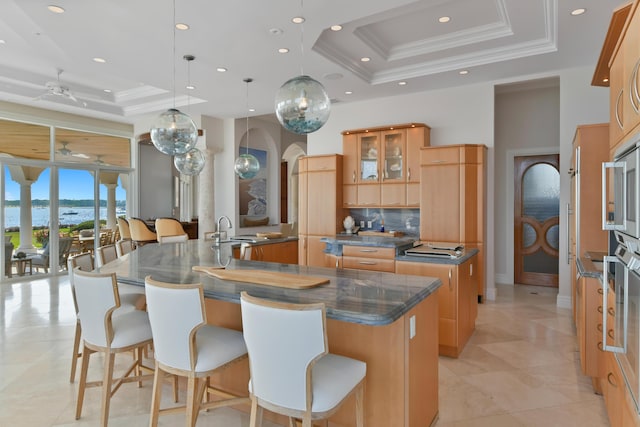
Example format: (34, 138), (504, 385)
(419, 144), (487, 302)
(342, 123), (430, 208)
(298, 154), (345, 267)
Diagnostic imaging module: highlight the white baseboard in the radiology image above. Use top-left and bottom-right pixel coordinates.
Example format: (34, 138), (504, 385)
(485, 286), (497, 301)
(556, 294), (571, 309)
(495, 273), (510, 284)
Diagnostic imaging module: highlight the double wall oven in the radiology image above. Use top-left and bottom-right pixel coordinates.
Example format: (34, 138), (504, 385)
(603, 133), (640, 412)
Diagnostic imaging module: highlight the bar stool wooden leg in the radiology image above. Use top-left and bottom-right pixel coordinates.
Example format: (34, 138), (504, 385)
(69, 320), (82, 383)
(75, 345), (92, 420)
(149, 366), (163, 427)
(100, 352), (116, 427)
(356, 383), (364, 427)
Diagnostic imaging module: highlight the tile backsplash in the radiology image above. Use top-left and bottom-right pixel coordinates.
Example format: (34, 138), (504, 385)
(345, 208), (420, 238)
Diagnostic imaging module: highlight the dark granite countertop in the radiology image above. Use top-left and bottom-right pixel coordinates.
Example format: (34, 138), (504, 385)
(97, 239), (442, 326)
(321, 235), (416, 256)
(396, 248), (479, 265)
(577, 251), (606, 279)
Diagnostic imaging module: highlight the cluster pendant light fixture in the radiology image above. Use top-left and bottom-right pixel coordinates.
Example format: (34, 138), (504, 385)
(150, 0), (198, 157)
(174, 54), (205, 175)
(274, 0), (330, 135)
(235, 78), (260, 179)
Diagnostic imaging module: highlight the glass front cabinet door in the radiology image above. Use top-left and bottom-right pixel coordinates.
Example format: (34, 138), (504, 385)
(358, 133), (379, 182)
(382, 129), (405, 181)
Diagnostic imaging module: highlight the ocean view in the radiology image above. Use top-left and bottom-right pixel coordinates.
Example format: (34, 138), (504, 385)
(4, 206), (113, 229)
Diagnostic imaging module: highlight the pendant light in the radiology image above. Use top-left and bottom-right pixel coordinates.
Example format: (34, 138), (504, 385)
(275, 0), (330, 135)
(234, 78), (260, 179)
(150, 0), (198, 156)
(174, 54), (205, 175)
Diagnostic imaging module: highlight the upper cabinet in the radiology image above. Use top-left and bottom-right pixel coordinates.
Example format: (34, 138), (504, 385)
(342, 123), (430, 208)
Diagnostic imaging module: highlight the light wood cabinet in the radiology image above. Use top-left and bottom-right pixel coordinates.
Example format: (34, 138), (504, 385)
(576, 276), (605, 390)
(298, 155), (344, 267)
(342, 245), (396, 273)
(232, 240), (298, 264)
(342, 123), (430, 208)
(419, 144), (487, 301)
(396, 253), (478, 358)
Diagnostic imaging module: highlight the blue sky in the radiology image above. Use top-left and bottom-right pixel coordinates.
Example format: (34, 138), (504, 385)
(4, 168), (126, 201)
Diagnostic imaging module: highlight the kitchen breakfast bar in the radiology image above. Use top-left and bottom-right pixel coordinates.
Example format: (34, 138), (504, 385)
(97, 239), (442, 427)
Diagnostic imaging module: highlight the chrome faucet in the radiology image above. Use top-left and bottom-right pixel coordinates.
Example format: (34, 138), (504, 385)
(213, 215), (232, 246)
(217, 215), (232, 232)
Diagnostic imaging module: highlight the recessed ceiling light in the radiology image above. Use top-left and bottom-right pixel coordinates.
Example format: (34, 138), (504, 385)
(278, 48), (289, 54)
(0, 40), (5, 44)
(93, 57), (107, 63)
(345, 91), (353, 95)
(216, 67), (227, 72)
(186, 85), (195, 90)
(292, 16), (305, 24)
(459, 70), (469, 75)
(47, 5), (65, 13)
(360, 57), (371, 62)
(571, 8), (586, 16)
(603, 78), (609, 83)
(331, 25), (343, 31)
(398, 81), (407, 86)
(438, 16), (450, 23)
(175, 23), (190, 30)
(103, 89), (112, 93)
(249, 108), (256, 112)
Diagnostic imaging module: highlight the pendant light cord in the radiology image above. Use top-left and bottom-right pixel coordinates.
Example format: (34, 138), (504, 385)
(300, 0), (304, 76)
(172, 0), (176, 108)
(245, 78), (252, 155)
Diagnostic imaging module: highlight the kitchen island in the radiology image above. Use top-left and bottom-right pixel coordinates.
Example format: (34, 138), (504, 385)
(98, 239), (442, 427)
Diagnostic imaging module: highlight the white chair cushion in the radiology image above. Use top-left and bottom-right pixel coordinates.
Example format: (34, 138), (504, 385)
(194, 325), (247, 374)
(109, 310), (153, 349)
(310, 354), (366, 413)
(119, 291), (145, 309)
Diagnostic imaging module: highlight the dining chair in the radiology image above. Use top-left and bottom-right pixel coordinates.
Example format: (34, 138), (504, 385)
(154, 217), (188, 242)
(67, 252), (146, 383)
(73, 269), (154, 427)
(95, 244), (118, 267)
(157, 233), (188, 243)
(144, 276), (249, 427)
(32, 236), (73, 273)
(115, 239), (135, 257)
(240, 291), (366, 427)
(117, 217), (132, 240)
(128, 217), (157, 247)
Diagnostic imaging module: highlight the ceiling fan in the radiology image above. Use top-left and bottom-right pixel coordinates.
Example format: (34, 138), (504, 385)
(57, 141), (72, 155)
(35, 69), (85, 105)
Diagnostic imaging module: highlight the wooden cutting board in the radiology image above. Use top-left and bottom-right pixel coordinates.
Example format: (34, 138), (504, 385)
(192, 266), (329, 289)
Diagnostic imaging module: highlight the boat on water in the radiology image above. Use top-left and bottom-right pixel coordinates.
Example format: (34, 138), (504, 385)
(61, 211), (78, 215)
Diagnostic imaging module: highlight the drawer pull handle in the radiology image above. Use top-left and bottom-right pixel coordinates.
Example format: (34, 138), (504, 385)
(608, 329), (615, 339)
(597, 306), (603, 313)
(615, 89), (624, 129)
(597, 288), (603, 295)
(608, 307), (615, 316)
(448, 268), (452, 290)
(597, 324), (603, 332)
(431, 159), (445, 163)
(608, 372), (618, 388)
(358, 261), (377, 265)
(359, 249), (378, 253)
(598, 341), (604, 351)
(407, 167), (411, 180)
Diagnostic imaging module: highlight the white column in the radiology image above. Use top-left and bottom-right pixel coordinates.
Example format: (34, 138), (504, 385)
(19, 182), (35, 251)
(105, 183), (117, 230)
(198, 148), (216, 238)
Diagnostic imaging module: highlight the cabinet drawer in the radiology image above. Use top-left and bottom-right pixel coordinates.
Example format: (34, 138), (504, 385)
(421, 146), (459, 165)
(342, 256), (395, 272)
(307, 156), (336, 171)
(342, 246), (396, 259)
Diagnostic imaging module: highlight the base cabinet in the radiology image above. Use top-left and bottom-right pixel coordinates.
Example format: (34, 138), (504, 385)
(396, 253), (477, 357)
(232, 240), (298, 264)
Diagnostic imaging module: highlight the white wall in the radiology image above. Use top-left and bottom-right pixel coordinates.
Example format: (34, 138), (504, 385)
(494, 80), (560, 287)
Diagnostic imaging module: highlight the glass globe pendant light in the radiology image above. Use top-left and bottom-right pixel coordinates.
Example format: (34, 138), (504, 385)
(174, 147), (205, 175)
(274, 1), (330, 135)
(149, 0), (198, 156)
(174, 54), (205, 176)
(275, 75), (330, 134)
(234, 78), (260, 179)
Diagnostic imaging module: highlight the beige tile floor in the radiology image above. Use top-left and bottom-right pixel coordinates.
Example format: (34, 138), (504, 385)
(0, 276), (609, 426)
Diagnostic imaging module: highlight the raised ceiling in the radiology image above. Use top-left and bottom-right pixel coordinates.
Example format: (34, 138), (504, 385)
(0, 0), (628, 123)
